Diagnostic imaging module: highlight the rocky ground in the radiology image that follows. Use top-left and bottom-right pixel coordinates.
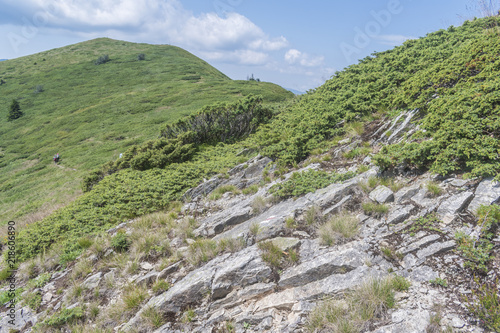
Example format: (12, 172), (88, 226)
(1, 114), (499, 333)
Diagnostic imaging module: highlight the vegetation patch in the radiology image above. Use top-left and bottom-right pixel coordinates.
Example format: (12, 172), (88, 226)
(318, 212), (359, 246)
(455, 204), (499, 273)
(258, 240), (299, 271)
(362, 202), (389, 217)
(306, 275), (410, 332)
(43, 306), (85, 328)
(270, 169), (356, 199)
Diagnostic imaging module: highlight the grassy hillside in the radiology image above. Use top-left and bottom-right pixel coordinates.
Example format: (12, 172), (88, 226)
(4, 16), (500, 264)
(0, 38), (292, 225)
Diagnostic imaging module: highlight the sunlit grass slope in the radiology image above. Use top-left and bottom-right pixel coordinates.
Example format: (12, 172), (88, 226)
(0, 38), (293, 224)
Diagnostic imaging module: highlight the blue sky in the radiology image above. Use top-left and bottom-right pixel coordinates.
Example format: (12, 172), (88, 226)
(0, 0), (495, 91)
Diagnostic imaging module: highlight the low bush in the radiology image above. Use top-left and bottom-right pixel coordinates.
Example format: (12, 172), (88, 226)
(43, 306), (85, 327)
(95, 54), (109, 65)
(464, 278), (500, 332)
(270, 170), (357, 199)
(111, 231), (130, 253)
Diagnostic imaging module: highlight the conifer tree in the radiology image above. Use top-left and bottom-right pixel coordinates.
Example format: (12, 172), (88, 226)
(7, 99), (22, 121)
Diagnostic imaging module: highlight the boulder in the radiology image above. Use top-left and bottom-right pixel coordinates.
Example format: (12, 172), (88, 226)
(468, 177), (500, 214)
(437, 191), (473, 223)
(211, 246), (272, 300)
(82, 272), (102, 290)
(369, 185), (394, 204)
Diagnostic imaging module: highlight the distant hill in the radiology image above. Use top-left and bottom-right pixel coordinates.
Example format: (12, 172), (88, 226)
(0, 59), (6, 61)
(0, 38), (293, 225)
(285, 87), (305, 95)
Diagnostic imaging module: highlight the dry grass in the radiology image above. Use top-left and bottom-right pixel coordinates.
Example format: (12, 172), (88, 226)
(318, 213), (359, 246)
(251, 196), (267, 214)
(306, 276), (410, 332)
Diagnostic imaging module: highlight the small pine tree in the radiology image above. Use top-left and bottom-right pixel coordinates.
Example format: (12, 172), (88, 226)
(8, 99), (22, 121)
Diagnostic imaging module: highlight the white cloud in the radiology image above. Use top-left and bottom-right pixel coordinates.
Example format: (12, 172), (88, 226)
(284, 49), (324, 67)
(201, 49), (269, 65)
(374, 34), (415, 46)
(8, 0), (288, 65)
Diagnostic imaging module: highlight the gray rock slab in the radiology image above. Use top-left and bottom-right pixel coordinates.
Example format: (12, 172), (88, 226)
(437, 191), (473, 222)
(136, 271), (160, 287)
(450, 179), (468, 187)
(369, 185), (394, 204)
(183, 177), (220, 200)
(210, 282), (275, 311)
(400, 234), (441, 255)
(386, 205), (414, 224)
(469, 177), (500, 214)
(405, 265), (439, 282)
(142, 257), (223, 314)
(279, 247), (366, 289)
(254, 266), (382, 312)
(0, 306), (37, 332)
(212, 246), (272, 300)
(395, 185), (420, 204)
(416, 240), (456, 259)
(372, 308), (430, 333)
(82, 272), (102, 290)
(243, 157), (272, 179)
(214, 196), (309, 242)
(157, 261), (182, 280)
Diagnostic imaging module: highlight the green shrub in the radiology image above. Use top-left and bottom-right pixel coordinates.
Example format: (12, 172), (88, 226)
(464, 278), (500, 331)
(152, 280), (171, 294)
(111, 231), (130, 253)
(33, 84), (44, 93)
(43, 306), (85, 327)
(257, 240), (298, 270)
(24, 292), (42, 310)
(209, 184), (240, 200)
(242, 184), (259, 195)
(122, 284), (147, 310)
(429, 278), (448, 288)
(95, 54), (109, 65)
(28, 272), (51, 288)
(270, 170), (356, 199)
(7, 99), (22, 121)
(454, 205), (499, 273)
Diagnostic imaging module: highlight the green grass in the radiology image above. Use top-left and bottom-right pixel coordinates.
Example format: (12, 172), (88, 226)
(318, 213), (359, 246)
(0, 38), (292, 226)
(306, 275), (410, 332)
(362, 202), (389, 217)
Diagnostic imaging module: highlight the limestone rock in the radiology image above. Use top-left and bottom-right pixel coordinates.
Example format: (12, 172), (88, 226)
(469, 177), (500, 214)
(211, 246), (272, 300)
(279, 247), (366, 289)
(437, 191), (473, 223)
(82, 272), (102, 290)
(369, 185), (394, 204)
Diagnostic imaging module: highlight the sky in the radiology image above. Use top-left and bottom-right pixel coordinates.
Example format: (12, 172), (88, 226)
(0, 0), (496, 92)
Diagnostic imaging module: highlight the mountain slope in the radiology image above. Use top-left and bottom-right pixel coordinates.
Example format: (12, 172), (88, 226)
(0, 38), (293, 224)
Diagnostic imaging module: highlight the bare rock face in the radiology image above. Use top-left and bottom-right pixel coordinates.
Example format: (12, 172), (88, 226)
(468, 177), (500, 214)
(369, 185), (395, 203)
(15, 150), (498, 333)
(437, 191), (473, 223)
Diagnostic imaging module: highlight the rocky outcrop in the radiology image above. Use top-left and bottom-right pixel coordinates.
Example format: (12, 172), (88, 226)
(2, 141), (498, 333)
